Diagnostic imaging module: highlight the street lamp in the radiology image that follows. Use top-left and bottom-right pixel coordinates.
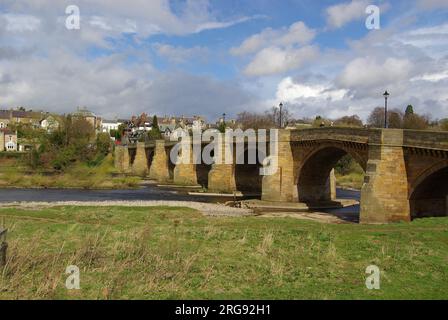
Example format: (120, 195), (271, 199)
(279, 102), (283, 128)
(383, 91), (390, 129)
(222, 113), (226, 123)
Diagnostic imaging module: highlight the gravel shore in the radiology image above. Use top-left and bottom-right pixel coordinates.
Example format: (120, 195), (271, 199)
(0, 200), (254, 217)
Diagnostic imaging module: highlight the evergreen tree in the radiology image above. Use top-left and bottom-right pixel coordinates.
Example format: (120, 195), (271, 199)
(405, 105), (414, 115)
(148, 115), (162, 140)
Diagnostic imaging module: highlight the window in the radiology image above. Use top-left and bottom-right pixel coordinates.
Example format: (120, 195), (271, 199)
(6, 141), (15, 150)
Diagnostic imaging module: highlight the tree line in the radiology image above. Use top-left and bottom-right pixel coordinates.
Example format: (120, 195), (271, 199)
(233, 104), (448, 131)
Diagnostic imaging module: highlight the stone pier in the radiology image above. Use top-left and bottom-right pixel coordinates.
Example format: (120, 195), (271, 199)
(132, 142), (148, 176)
(208, 135), (237, 193)
(173, 143), (199, 186)
(149, 140), (170, 182)
(114, 145), (130, 173)
(262, 130), (297, 202)
(360, 130), (411, 223)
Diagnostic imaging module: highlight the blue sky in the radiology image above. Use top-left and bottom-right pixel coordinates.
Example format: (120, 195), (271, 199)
(0, 0), (447, 121)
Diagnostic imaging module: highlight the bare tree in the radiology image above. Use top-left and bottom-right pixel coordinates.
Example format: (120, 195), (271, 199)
(334, 115), (363, 127)
(236, 111), (276, 130)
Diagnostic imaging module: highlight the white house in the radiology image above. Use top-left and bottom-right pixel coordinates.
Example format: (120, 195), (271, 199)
(101, 119), (122, 133)
(40, 115), (60, 132)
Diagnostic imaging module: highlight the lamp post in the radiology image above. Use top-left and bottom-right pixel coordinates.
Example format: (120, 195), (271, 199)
(383, 91), (390, 129)
(222, 113), (226, 124)
(279, 102), (283, 128)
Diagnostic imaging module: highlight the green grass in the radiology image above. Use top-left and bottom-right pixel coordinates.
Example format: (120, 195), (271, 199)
(336, 172), (364, 190)
(0, 155), (141, 189)
(0, 206), (447, 300)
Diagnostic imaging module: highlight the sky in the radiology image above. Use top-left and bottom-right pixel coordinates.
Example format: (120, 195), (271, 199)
(0, 0), (447, 121)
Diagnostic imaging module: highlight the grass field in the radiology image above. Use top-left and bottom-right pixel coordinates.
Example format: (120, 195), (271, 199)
(0, 206), (447, 300)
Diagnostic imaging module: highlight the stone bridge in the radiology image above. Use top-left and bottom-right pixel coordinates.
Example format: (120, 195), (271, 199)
(115, 128), (448, 224)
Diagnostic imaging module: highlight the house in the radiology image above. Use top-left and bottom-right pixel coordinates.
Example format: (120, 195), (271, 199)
(0, 110), (11, 129)
(101, 119), (123, 133)
(71, 107), (101, 131)
(40, 115), (60, 132)
(159, 123), (176, 139)
(0, 129), (18, 152)
(0, 109), (42, 129)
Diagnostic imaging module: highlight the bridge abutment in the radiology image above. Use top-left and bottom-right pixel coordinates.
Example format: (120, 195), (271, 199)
(360, 130), (411, 224)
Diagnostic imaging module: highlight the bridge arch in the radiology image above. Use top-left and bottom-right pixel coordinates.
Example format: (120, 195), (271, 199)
(297, 143), (367, 203)
(409, 161), (448, 218)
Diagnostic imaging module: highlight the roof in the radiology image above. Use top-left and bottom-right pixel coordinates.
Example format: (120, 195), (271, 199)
(0, 110), (11, 119)
(0, 128), (16, 135)
(11, 110), (41, 119)
(102, 119), (120, 124)
(72, 107), (96, 118)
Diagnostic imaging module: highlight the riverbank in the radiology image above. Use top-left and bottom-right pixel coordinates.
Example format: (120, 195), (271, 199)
(0, 205), (446, 299)
(0, 155), (141, 190)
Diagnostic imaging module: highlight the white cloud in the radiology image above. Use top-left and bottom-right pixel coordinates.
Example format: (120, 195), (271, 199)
(337, 57), (413, 89)
(411, 70), (448, 83)
(276, 77), (348, 101)
(325, 0), (369, 29)
(3, 13), (41, 32)
(416, 0), (448, 10)
(231, 21), (316, 56)
(244, 46), (319, 77)
(154, 43), (209, 64)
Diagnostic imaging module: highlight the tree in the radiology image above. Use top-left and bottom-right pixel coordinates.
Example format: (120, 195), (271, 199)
(236, 111), (276, 130)
(388, 110), (403, 129)
(367, 107), (384, 128)
(367, 107), (403, 128)
(334, 115), (363, 127)
(405, 105), (414, 116)
(440, 119), (448, 131)
(403, 113), (429, 130)
(148, 115), (162, 140)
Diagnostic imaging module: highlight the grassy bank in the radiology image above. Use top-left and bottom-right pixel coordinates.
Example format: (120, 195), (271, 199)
(335, 171), (364, 190)
(0, 155), (141, 189)
(335, 156), (365, 190)
(0, 206), (447, 299)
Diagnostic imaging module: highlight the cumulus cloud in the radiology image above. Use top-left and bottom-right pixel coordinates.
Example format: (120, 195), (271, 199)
(154, 44), (209, 64)
(325, 0), (369, 29)
(337, 57), (413, 90)
(1, 0), (259, 38)
(0, 48), (258, 120)
(231, 21), (316, 56)
(244, 46), (319, 77)
(231, 20), (317, 77)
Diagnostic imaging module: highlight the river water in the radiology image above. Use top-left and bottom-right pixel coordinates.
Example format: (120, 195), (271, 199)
(0, 186), (360, 202)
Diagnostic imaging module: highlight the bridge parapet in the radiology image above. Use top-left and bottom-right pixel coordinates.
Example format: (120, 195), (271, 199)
(403, 130), (448, 151)
(290, 128), (377, 144)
